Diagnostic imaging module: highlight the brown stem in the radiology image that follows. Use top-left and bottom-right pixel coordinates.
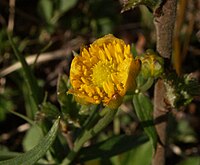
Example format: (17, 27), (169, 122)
(153, 0), (177, 165)
(152, 79), (168, 165)
(154, 0), (177, 59)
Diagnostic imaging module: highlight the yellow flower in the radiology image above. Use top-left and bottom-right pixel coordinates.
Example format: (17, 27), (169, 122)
(68, 34), (140, 109)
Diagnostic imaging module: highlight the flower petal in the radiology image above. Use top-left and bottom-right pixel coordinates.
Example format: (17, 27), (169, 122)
(68, 34), (141, 108)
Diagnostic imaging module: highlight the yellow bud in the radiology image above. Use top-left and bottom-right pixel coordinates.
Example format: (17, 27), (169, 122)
(138, 50), (164, 78)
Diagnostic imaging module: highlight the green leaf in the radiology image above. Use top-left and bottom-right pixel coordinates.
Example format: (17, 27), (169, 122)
(7, 33), (41, 118)
(8, 110), (35, 125)
(177, 157), (200, 165)
(0, 151), (21, 161)
(77, 134), (148, 162)
(121, 140), (152, 165)
(38, 0), (53, 23)
(175, 119), (197, 143)
(22, 81), (41, 119)
(22, 125), (43, 152)
(133, 93), (157, 152)
(61, 108), (117, 165)
(59, 0), (78, 13)
(121, 0), (162, 13)
(0, 118), (60, 165)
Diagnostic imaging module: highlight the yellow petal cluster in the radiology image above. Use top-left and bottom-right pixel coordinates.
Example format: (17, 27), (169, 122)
(68, 34), (140, 109)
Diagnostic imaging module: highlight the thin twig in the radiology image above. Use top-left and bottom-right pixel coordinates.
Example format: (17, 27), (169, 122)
(0, 37), (83, 77)
(7, 0), (15, 33)
(0, 49), (67, 77)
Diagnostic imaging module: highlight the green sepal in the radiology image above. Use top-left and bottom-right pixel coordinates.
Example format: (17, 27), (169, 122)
(137, 49), (164, 79)
(38, 101), (61, 121)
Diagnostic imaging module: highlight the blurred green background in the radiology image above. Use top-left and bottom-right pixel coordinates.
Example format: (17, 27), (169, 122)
(0, 0), (200, 164)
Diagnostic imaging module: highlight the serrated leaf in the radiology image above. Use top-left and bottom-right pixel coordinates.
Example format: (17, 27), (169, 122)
(133, 93), (157, 152)
(121, 0), (162, 13)
(0, 118), (60, 165)
(77, 134), (148, 162)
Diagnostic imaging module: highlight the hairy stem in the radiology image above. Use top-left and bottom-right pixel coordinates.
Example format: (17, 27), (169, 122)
(153, 0), (177, 165)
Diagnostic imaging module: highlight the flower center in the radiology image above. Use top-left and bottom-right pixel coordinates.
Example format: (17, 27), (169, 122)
(92, 61), (114, 87)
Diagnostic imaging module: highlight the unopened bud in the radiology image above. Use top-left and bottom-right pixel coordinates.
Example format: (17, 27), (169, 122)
(138, 50), (164, 78)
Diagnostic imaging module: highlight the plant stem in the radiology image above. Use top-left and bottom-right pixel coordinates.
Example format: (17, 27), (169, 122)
(61, 108), (117, 165)
(154, 0), (177, 59)
(153, 0), (177, 165)
(140, 77), (154, 92)
(152, 79), (168, 165)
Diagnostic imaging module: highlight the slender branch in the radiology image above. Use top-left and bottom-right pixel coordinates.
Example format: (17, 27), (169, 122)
(153, 0), (177, 165)
(8, 0), (15, 33)
(0, 49), (67, 77)
(0, 37), (83, 77)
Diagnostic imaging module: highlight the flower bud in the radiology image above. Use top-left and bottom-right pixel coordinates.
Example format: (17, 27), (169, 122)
(138, 50), (164, 78)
